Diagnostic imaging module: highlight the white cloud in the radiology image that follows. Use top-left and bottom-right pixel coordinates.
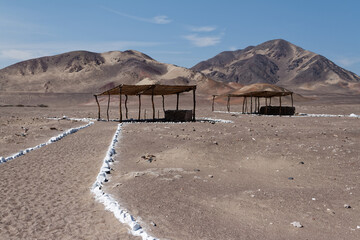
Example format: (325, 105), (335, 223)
(152, 15), (172, 24)
(101, 7), (172, 24)
(184, 34), (221, 47)
(0, 49), (47, 61)
(148, 50), (191, 55)
(190, 26), (216, 32)
(337, 57), (360, 67)
(0, 40), (165, 68)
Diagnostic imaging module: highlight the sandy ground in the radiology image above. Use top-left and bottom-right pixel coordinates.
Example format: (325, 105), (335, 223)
(1, 93), (360, 239)
(0, 108), (138, 239)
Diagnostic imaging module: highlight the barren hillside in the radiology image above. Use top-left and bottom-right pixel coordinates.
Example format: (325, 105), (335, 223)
(192, 39), (360, 95)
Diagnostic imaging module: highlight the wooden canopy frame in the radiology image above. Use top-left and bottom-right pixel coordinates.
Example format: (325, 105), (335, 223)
(212, 90), (294, 115)
(94, 84), (197, 122)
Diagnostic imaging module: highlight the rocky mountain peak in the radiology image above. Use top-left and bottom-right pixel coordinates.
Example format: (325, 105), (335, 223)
(192, 39), (360, 95)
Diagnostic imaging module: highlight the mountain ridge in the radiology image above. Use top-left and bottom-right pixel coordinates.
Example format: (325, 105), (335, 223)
(192, 39), (360, 95)
(0, 50), (232, 95)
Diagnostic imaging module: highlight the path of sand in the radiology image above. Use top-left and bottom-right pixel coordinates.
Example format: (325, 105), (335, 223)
(0, 122), (138, 240)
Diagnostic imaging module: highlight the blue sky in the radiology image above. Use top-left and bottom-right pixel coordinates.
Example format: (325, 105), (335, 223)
(1, 0), (360, 75)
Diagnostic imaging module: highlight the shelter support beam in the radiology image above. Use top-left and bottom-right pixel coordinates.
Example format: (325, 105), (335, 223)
(138, 95), (141, 120)
(251, 96), (253, 114)
(227, 96), (230, 112)
(193, 88), (196, 121)
(254, 97), (257, 113)
(265, 98), (268, 115)
(291, 93), (293, 107)
(279, 96), (282, 116)
(242, 97), (245, 114)
(107, 92), (110, 121)
(125, 95), (128, 119)
(162, 95), (165, 115)
(119, 87), (122, 122)
(212, 95), (215, 112)
(246, 97), (248, 113)
(152, 88), (155, 120)
(176, 93), (180, 110)
(94, 95), (100, 120)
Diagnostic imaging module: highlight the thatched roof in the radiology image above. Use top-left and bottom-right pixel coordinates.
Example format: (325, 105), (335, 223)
(227, 90), (293, 98)
(214, 83), (293, 98)
(96, 84), (196, 96)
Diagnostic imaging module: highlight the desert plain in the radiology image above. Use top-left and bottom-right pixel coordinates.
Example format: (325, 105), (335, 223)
(0, 92), (359, 240)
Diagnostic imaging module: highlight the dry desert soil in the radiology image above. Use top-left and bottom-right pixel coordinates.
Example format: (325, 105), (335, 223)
(0, 92), (359, 240)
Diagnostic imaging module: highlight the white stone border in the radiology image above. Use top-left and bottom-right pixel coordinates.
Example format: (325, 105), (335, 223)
(214, 111), (360, 118)
(297, 113), (360, 118)
(197, 117), (233, 123)
(0, 120), (94, 164)
(91, 123), (157, 240)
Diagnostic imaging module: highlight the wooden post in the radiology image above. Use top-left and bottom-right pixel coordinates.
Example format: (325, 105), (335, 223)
(269, 97), (272, 106)
(176, 93), (180, 110)
(291, 93), (294, 107)
(162, 95), (165, 113)
(279, 96), (282, 116)
(254, 97), (256, 113)
(227, 96), (230, 112)
(107, 92), (110, 121)
(265, 97), (268, 115)
(119, 87), (122, 122)
(212, 95), (215, 112)
(250, 96), (253, 114)
(257, 97), (260, 113)
(138, 95), (141, 120)
(94, 95), (101, 120)
(245, 97), (248, 113)
(152, 88), (155, 120)
(242, 97), (245, 114)
(192, 88), (196, 121)
(125, 95), (128, 119)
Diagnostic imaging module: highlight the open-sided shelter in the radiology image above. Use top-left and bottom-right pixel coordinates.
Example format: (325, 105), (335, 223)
(94, 84), (197, 122)
(212, 90), (294, 115)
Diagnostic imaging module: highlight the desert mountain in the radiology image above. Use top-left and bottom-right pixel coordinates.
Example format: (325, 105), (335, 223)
(192, 39), (360, 95)
(0, 50), (232, 95)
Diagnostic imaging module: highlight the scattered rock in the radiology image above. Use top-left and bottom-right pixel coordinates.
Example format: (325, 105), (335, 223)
(150, 221), (157, 227)
(299, 161), (305, 164)
(213, 141), (218, 145)
(141, 154), (156, 163)
(326, 208), (335, 214)
(290, 221), (303, 228)
(344, 204), (351, 209)
(50, 127), (58, 130)
(194, 168), (200, 172)
(288, 177), (294, 180)
(208, 175), (214, 178)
